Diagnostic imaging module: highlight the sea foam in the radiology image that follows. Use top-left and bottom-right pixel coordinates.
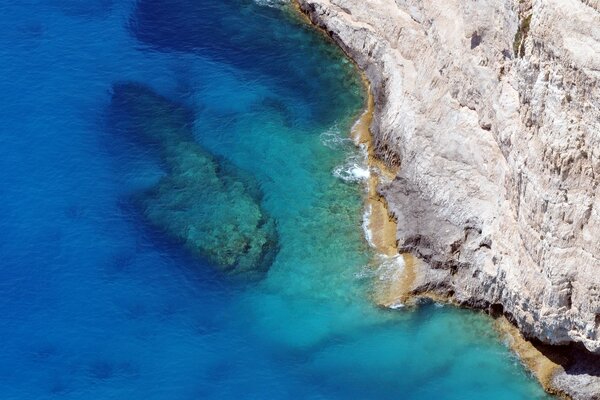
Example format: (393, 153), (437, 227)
(253, 0), (288, 8)
(320, 126), (352, 149)
(332, 140), (370, 184)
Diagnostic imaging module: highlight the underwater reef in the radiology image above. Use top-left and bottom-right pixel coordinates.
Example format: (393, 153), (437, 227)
(110, 82), (278, 276)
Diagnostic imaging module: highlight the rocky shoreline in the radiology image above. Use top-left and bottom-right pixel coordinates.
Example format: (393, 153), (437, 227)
(296, 0), (600, 398)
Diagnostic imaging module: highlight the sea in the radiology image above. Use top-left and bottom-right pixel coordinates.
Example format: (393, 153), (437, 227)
(0, 0), (551, 399)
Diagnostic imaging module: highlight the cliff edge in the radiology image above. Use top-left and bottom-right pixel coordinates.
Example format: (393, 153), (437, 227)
(297, 0), (600, 398)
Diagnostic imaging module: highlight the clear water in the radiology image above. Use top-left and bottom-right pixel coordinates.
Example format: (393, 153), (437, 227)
(0, 0), (551, 399)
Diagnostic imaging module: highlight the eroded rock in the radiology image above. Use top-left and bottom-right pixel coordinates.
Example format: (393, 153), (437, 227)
(297, 0), (600, 397)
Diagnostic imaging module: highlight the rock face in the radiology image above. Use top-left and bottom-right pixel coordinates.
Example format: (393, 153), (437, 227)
(111, 82), (278, 277)
(297, 0), (600, 397)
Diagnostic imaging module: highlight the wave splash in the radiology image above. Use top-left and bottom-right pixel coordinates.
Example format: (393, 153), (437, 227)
(253, 0), (288, 8)
(320, 125), (353, 149)
(328, 126), (370, 183)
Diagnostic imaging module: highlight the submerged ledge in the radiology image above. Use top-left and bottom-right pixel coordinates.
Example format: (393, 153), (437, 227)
(110, 82), (279, 277)
(293, 1), (600, 398)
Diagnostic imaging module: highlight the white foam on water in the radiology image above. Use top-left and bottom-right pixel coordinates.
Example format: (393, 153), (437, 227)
(388, 301), (406, 309)
(320, 125), (352, 149)
(377, 255), (408, 305)
(333, 161), (370, 183)
(350, 107), (370, 145)
(353, 255), (406, 285)
(362, 204), (374, 248)
(332, 140), (370, 184)
(352, 165), (370, 179)
(353, 264), (377, 279)
(375, 254), (405, 281)
(253, 0), (288, 8)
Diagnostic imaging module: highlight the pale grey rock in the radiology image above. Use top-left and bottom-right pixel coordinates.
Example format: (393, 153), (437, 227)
(297, 0), (600, 398)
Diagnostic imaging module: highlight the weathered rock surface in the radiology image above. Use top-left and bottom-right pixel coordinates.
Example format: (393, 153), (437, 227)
(297, 0), (600, 397)
(111, 82), (278, 277)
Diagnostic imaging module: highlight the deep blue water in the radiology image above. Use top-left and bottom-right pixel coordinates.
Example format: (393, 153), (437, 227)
(0, 1), (551, 399)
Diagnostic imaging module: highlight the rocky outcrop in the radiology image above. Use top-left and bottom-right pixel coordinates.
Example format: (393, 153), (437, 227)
(110, 82), (278, 277)
(297, 0), (600, 397)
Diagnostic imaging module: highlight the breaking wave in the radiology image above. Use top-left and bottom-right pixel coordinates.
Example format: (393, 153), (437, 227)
(320, 125), (353, 149)
(253, 0), (288, 8)
(332, 140), (370, 184)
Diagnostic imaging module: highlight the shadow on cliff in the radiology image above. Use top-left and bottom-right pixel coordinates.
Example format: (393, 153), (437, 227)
(533, 340), (600, 378)
(490, 304), (600, 392)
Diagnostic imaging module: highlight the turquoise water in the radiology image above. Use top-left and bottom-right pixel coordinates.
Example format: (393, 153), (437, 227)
(0, 0), (551, 399)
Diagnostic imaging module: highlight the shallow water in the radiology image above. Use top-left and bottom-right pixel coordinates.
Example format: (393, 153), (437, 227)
(0, 0), (551, 399)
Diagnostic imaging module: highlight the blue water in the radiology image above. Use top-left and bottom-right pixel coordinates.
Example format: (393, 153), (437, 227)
(0, 1), (551, 399)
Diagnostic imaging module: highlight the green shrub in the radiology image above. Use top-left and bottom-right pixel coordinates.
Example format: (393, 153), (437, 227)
(513, 14), (532, 58)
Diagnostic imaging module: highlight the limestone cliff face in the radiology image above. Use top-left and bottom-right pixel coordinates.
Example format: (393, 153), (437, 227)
(297, 0), (600, 397)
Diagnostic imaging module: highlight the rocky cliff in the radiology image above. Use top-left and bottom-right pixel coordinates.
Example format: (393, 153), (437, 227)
(296, 0), (600, 397)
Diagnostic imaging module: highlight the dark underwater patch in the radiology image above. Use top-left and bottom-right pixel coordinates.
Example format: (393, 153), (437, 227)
(109, 82), (278, 277)
(87, 359), (140, 381)
(17, 22), (45, 49)
(49, 0), (113, 18)
(128, 0), (362, 127)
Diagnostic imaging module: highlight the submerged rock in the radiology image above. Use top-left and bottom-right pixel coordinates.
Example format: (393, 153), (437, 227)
(110, 82), (278, 276)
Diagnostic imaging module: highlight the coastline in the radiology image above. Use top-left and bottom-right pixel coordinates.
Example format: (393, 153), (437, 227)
(349, 86), (419, 308)
(494, 317), (566, 398)
(353, 82), (571, 397)
(343, 61), (572, 398)
(351, 87), (397, 257)
(289, 0), (415, 307)
(291, 2), (587, 398)
(290, 0), (418, 309)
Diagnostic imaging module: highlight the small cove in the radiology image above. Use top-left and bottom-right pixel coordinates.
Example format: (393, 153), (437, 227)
(0, 0), (552, 398)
